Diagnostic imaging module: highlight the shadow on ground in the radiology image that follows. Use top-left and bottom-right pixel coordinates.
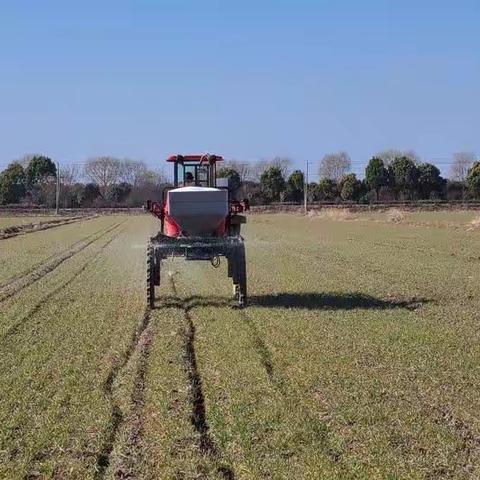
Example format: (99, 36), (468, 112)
(156, 292), (430, 311)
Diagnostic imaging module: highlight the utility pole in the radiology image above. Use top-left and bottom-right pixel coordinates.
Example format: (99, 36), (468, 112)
(304, 161), (309, 213)
(55, 161), (60, 215)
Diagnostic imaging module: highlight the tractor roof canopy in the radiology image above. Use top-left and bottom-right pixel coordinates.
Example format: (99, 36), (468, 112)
(167, 154), (223, 164)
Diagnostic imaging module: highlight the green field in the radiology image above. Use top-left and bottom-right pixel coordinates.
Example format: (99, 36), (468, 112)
(1, 212), (479, 479)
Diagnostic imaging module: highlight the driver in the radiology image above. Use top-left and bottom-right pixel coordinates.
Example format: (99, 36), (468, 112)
(185, 172), (195, 185)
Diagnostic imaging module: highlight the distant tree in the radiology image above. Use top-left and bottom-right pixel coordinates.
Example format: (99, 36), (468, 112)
(269, 157), (292, 178)
(69, 183), (87, 208)
(285, 170), (304, 202)
(375, 149), (420, 166)
(106, 182), (132, 203)
(250, 160), (269, 182)
(467, 162), (480, 199)
(417, 163), (445, 199)
(450, 152), (476, 181)
(365, 157), (389, 200)
(388, 156), (419, 199)
(25, 155), (56, 188)
(119, 160), (148, 188)
(306, 182), (321, 202)
(60, 164), (79, 187)
(250, 157), (291, 182)
(0, 163), (26, 204)
(223, 160), (253, 182)
(217, 167), (241, 190)
(83, 183), (102, 205)
(240, 181), (265, 205)
(125, 168), (168, 206)
(319, 152), (351, 181)
(84, 157), (122, 196)
(260, 166), (286, 203)
(339, 173), (363, 201)
(445, 180), (465, 201)
(317, 178), (339, 201)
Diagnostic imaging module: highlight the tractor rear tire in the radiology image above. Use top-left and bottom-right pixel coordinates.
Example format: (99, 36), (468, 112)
(147, 245), (155, 309)
(154, 251), (161, 286)
(230, 243), (246, 308)
(227, 253), (234, 278)
(236, 243), (247, 308)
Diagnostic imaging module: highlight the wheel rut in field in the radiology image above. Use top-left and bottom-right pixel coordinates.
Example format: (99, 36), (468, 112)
(0, 220), (117, 290)
(169, 278), (236, 480)
(0, 226), (126, 342)
(0, 214), (97, 240)
(0, 220), (126, 303)
(95, 307), (154, 480)
(239, 310), (286, 395)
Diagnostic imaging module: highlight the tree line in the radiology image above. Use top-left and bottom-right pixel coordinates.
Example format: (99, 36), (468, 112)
(0, 156), (167, 207)
(220, 151), (480, 204)
(0, 151), (479, 207)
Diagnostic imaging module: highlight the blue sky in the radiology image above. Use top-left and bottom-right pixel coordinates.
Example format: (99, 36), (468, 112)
(0, 0), (478, 177)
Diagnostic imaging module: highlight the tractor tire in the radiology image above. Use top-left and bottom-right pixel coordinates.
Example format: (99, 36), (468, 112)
(154, 251), (161, 286)
(229, 247), (239, 297)
(147, 244), (155, 309)
(229, 224), (241, 236)
(236, 243), (247, 308)
(227, 253), (233, 278)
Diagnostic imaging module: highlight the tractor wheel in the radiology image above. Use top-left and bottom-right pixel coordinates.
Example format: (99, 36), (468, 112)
(154, 251), (161, 286)
(227, 253), (233, 278)
(229, 224), (241, 236)
(147, 244), (155, 309)
(236, 243), (247, 308)
(228, 248), (239, 297)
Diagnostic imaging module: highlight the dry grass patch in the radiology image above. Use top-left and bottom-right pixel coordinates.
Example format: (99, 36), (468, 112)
(387, 208), (408, 223)
(307, 209), (356, 221)
(466, 215), (480, 231)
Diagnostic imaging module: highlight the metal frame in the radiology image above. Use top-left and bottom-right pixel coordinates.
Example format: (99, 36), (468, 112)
(147, 234), (247, 308)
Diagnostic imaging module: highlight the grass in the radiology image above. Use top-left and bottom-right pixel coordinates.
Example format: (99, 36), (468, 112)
(1, 211), (479, 478)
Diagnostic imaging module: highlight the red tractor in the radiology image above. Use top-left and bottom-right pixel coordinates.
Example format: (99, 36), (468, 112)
(146, 154), (249, 308)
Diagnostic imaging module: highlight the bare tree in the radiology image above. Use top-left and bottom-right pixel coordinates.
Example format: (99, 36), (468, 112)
(83, 157), (122, 195)
(120, 159), (148, 187)
(319, 151), (351, 181)
(138, 168), (167, 187)
(375, 149), (420, 166)
(250, 160), (269, 182)
(247, 157), (292, 182)
(269, 156), (292, 178)
(60, 164), (79, 187)
(223, 160), (253, 182)
(450, 152), (476, 181)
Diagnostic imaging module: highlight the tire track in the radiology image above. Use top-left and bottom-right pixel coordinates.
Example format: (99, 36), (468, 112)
(239, 310), (286, 394)
(0, 226), (126, 342)
(0, 214), (97, 240)
(0, 220), (126, 303)
(237, 308), (346, 466)
(170, 278), (236, 480)
(0, 221), (116, 290)
(95, 308), (153, 480)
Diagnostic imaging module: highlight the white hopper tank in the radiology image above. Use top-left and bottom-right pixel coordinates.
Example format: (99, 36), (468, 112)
(167, 186), (228, 235)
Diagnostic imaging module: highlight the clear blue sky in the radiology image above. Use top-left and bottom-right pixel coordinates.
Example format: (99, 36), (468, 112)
(0, 0), (478, 177)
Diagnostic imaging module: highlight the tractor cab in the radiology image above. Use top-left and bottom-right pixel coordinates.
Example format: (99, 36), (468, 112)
(168, 154), (224, 188)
